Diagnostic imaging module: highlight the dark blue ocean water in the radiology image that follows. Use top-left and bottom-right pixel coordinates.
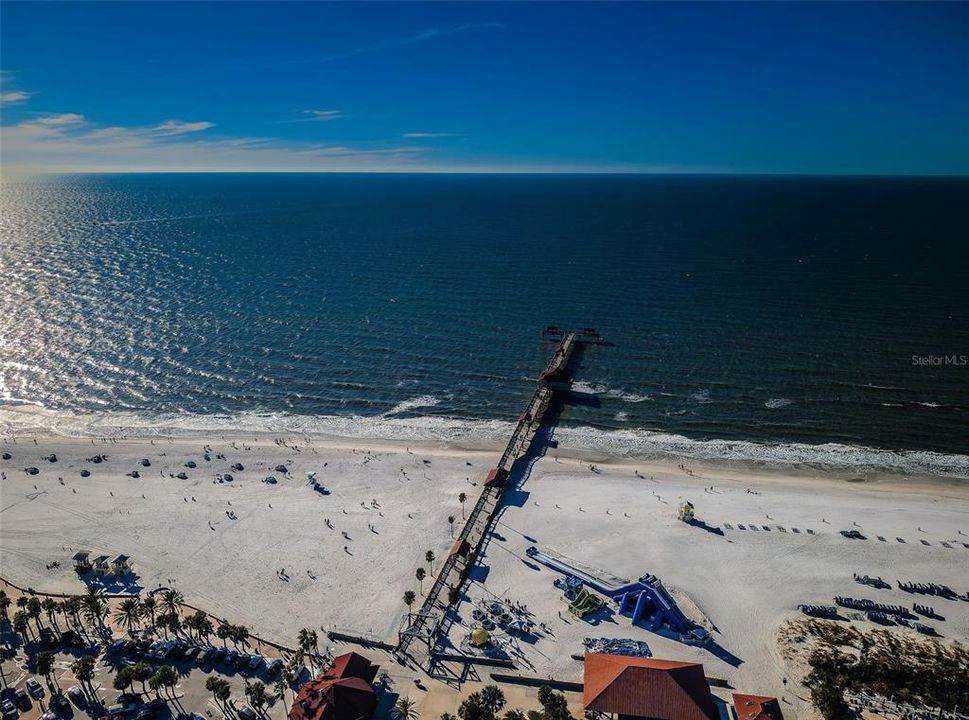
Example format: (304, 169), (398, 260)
(2, 174), (967, 474)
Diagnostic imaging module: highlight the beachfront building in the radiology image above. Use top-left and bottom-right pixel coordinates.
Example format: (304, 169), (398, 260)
(288, 652), (379, 720)
(583, 653), (717, 720)
(72, 550), (92, 573)
(731, 694), (784, 720)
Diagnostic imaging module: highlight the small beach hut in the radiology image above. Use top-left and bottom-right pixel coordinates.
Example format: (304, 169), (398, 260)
(72, 551), (92, 573)
(449, 539), (472, 558)
(111, 554), (131, 574)
(92, 555), (110, 575)
(484, 467), (509, 488)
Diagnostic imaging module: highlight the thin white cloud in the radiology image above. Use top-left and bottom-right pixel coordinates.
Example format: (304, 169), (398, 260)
(152, 120), (215, 135)
(302, 110), (343, 121)
(0, 111), (433, 174)
(402, 132), (460, 139)
(0, 90), (31, 104)
(25, 112), (86, 127)
(401, 22), (505, 45)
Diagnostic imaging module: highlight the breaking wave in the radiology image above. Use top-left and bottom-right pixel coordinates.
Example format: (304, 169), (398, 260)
(383, 395), (441, 416)
(572, 382), (651, 403)
(2, 405), (967, 479)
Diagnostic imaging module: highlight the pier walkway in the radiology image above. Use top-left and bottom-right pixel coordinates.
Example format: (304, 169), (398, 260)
(395, 329), (595, 660)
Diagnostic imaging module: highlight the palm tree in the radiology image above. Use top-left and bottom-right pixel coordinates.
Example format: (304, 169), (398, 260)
(0, 591), (10, 621)
(42, 598), (60, 631)
(503, 711), (526, 720)
(149, 666), (178, 698)
(276, 666), (295, 713)
(458, 493), (467, 519)
(36, 652), (55, 689)
(479, 685), (505, 717)
(447, 516), (455, 538)
(71, 656), (96, 701)
(206, 677), (231, 708)
(160, 589), (183, 616)
(425, 550), (435, 574)
(26, 597), (44, 635)
(403, 591), (416, 623)
(141, 596), (157, 628)
(245, 680), (268, 716)
(114, 668), (134, 693)
(83, 587), (108, 629)
(216, 621), (231, 647)
(392, 696), (419, 720)
(13, 610), (31, 643)
(129, 662), (152, 693)
(415, 568), (426, 594)
(114, 597), (143, 636)
(63, 596), (82, 631)
(232, 625), (251, 650)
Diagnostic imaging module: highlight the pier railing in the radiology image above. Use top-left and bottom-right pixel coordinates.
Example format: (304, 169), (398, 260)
(396, 331), (583, 657)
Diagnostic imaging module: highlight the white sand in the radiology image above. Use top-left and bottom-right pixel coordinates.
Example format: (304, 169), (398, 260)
(0, 435), (482, 643)
(3, 433), (969, 718)
(448, 456), (969, 716)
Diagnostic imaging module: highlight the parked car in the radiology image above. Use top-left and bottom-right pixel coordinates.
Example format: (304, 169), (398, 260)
(246, 655), (262, 671)
(132, 708), (153, 720)
(107, 640), (127, 654)
(12, 690), (30, 711)
(198, 647), (215, 665)
(233, 654), (250, 671)
(1, 700), (17, 718)
(211, 648), (227, 664)
(66, 688), (85, 708)
(25, 679), (43, 700)
(184, 647), (201, 661)
(237, 706), (258, 720)
(49, 695), (71, 717)
(115, 694), (141, 707)
(222, 650), (238, 667)
(265, 659), (283, 677)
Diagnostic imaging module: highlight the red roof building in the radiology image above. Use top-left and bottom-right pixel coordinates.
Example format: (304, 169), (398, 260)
(731, 694), (784, 720)
(583, 653), (717, 720)
(288, 652), (379, 720)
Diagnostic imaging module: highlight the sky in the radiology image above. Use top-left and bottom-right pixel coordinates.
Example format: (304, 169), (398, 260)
(1, 1), (967, 175)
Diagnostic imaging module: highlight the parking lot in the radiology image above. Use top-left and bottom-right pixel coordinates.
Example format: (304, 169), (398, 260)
(2, 631), (292, 720)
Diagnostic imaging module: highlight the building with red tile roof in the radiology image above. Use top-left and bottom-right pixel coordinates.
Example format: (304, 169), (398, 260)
(288, 652), (379, 720)
(731, 694), (784, 720)
(583, 653), (717, 720)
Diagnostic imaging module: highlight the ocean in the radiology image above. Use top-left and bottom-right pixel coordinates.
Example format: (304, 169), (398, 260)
(1, 173), (967, 476)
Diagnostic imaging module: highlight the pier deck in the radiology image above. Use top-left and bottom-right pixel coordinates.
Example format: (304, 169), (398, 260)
(395, 330), (589, 659)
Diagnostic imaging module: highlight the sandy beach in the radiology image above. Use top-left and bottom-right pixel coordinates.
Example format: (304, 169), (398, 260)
(2, 432), (968, 717)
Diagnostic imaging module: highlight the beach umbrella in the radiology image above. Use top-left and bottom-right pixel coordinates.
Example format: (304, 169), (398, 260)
(470, 628), (491, 647)
(2, 452), (12, 460)
(26, 467), (39, 475)
(140, 459), (150, 467)
(80, 469), (91, 478)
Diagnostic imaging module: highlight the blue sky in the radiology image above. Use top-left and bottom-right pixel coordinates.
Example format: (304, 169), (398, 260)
(1, 2), (967, 174)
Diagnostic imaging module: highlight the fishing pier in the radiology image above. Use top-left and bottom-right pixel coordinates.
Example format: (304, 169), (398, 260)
(395, 326), (602, 659)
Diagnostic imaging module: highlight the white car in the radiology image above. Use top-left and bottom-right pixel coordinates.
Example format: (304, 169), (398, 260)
(25, 679), (44, 700)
